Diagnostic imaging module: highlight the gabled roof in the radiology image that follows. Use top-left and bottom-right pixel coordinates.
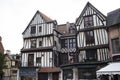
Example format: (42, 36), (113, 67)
(57, 23), (76, 34)
(5, 54), (20, 61)
(22, 10), (54, 34)
(38, 11), (53, 22)
(76, 2), (106, 24)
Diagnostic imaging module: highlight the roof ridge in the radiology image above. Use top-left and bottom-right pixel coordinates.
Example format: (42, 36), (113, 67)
(37, 10), (53, 22)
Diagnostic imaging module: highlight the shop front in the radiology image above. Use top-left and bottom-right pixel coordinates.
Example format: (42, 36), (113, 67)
(38, 67), (61, 80)
(19, 67), (36, 80)
(61, 62), (107, 80)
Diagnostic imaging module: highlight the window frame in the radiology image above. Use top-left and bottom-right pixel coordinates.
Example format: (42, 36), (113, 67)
(31, 39), (36, 48)
(63, 69), (73, 80)
(39, 26), (42, 32)
(111, 38), (120, 53)
(86, 49), (97, 61)
(78, 68), (96, 79)
(85, 31), (95, 44)
(39, 40), (42, 47)
(36, 57), (41, 63)
(61, 39), (68, 48)
(11, 70), (17, 74)
(84, 15), (94, 27)
(69, 38), (76, 48)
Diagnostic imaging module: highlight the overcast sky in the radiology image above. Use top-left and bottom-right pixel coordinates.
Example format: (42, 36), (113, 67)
(0, 0), (119, 54)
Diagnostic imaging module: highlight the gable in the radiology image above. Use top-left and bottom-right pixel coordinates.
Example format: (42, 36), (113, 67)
(22, 10), (53, 35)
(76, 2), (106, 30)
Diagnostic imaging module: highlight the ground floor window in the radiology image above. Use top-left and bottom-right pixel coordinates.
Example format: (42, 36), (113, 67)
(63, 69), (73, 80)
(78, 68), (96, 79)
(38, 73), (48, 80)
(99, 75), (109, 80)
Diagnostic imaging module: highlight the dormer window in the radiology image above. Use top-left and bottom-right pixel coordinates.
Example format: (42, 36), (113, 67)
(84, 16), (93, 27)
(69, 27), (75, 34)
(31, 26), (36, 34)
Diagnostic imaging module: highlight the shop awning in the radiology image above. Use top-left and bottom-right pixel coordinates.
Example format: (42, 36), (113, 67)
(38, 67), (61, 73)
(97, 62), (120, 75)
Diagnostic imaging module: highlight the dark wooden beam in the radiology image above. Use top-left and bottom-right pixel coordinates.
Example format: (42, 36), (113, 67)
(78, 44), (109, 50)
(21, 46), (53, 52)
(77, 25), (107, 33)
(23, 34), (53, 39)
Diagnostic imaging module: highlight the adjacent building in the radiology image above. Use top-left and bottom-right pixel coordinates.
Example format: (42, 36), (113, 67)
(55, 22), (77, 80)
(97, 8), (120, 80)
(3, 50), (20, 80)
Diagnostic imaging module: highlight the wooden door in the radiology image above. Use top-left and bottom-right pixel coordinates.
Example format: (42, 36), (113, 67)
(52, 73), (59, 80)
(38, 73), (48, 80)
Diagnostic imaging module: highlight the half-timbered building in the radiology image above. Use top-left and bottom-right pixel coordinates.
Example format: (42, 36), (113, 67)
(19, 11), (60, 80)
(20, 2), (111, 80)
(60, 2), (110, 80)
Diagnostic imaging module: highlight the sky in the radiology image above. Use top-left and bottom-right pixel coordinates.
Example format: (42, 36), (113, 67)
(0, 0), (119, 54)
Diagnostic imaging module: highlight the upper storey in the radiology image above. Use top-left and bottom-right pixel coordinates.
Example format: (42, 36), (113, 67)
(22, 11), (57, 38)
(76, 2), (106, 30)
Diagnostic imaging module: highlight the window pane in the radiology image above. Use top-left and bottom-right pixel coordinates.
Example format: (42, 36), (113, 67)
(31, 26), (36, 34)
(12, 70), (17, 74)
(78, 69), (96, 79)
(73, 43), (76, 48)
(69, 44), (73, 48)
(73, 39), (76, 42)
(85, 31), (95, 44)
(69, 38), (76, 48)
(63, 69), (73, 80)
(39, 26), (42, 32)
(86, 49), (97, 61)
(60, 53), (68, 64)
(39, 41), (42, 47)
(84, 16), (93, 27)
(61, 39), (68, 48)
(85, 17), (89, 21)
(36, 57), (41, 63)
(31, 40), (36, 48)
(69, 28), (75, 34)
